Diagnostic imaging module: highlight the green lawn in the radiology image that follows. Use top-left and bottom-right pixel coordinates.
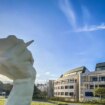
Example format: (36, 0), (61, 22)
(48, 100), (103, 105)
(0, 99), (55, 105)
(0, 99), (103, 105)
(31, 102), (55, 105)
(0, 99), (5, 105)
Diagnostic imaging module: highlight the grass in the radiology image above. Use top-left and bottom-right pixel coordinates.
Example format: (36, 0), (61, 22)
(31, 102), (55, 105)
(0, 98), (104, 105)
(0, 99), (55, 105)
(48, 100), (104, 105)
(0, 99), (5, 105)
(49, 100), (68, 104)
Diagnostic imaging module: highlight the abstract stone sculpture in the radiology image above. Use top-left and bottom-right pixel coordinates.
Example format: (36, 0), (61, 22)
(0, 35), (36, 105)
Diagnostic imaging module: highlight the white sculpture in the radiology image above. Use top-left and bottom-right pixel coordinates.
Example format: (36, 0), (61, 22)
(0, 35), (36, 105)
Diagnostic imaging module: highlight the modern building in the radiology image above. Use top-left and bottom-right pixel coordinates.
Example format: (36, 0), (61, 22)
(47, 80), (54, 98)
(54, 62), (105, 102)
(81, 62), (105, 101)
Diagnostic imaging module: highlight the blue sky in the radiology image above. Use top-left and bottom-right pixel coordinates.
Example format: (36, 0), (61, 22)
(0, 0), (105, 83)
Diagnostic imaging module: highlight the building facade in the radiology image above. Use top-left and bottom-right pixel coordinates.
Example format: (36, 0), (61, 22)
(47, 80), (54, 97)
(54, 62), (105, 102)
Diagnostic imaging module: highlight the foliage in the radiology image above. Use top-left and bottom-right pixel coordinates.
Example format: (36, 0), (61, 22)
(48, 100), (68, 105)
(49, 97), (66, 102)
(32, 85), (48, 100)
(3, 83), (13, 96)
(94, 87), (105, 99)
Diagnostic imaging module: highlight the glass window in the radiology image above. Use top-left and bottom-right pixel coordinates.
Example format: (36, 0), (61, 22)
(61, 86), (64, 89)
(99, 77), (105, 81)
(58, 86), (60, 89)
(65, 92), (68, 96)
(75, 79), (77, 83)
(65, 86), (68, 89)
(61, 92), (64, 95)
(69, 92), (74, 96)
(58, 92), (60, 95)
(83, 76), (87, 82)
(69, 85), (74, 89)
(69, 79), (74, 83)
(85, 92), (93, 97)
(90, 85), (94, 89)
(92, 77), (97, 81)
(96, 67), (105, 71)
(95, 85), (98, 88)
(99, 85), (105, 88)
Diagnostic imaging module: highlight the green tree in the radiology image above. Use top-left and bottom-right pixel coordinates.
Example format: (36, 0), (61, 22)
(94, 87), (105, 100)
(32, 85), (48, 100)
(32, 85), (41, 99)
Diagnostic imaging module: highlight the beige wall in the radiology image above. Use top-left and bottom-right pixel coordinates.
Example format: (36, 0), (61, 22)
(54, 68), (105, 102)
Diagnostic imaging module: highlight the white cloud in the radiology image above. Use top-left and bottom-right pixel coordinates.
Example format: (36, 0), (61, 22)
(45, 71), (50, 75)
(75, 23), (105, 32)
(59, 0), (76, 29)
(59, 0), (105, 32)
(36, 74), (40, 78)
(35, 71), (58, 84)
(0, 74), (13, 83)
(35, 79), (47, 84)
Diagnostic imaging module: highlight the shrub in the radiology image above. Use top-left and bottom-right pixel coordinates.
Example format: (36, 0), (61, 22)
(58, 104), (68, 105)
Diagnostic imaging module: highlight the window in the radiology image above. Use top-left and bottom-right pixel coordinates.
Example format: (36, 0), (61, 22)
(69, 79), (74, 83)
(99, 77), (105, 81)
(96, 67), (102, 71)
(67, 79), (69, 83)
(96, 67), (105, 71)
(58, 86), (60, 89)
(58, 92), (60, 95)
(69, 92), (74, 96)
(99, 85), (105, 88)
(65, 86), (68, 89)
(69, 85), (74, 89)
(75, 79), (77, 83)
(95, 85), (98, 88)
(83, 76), (87, 82)
(85, 92), (93, 97)
(61, 86), (64, 89)
(92, 77), (97, 81)
(61, 92), (64, 95)
(65, 92), (68, 96)
(90, 85), (94, 89)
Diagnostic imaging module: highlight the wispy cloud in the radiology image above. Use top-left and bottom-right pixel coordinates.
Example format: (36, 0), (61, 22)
(36, 71), (57, 84)
(76, 23), (105, 32)
(59, 0), (105, 32)
(45, 71), (50, 75)
(59, 0), (76, 29)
